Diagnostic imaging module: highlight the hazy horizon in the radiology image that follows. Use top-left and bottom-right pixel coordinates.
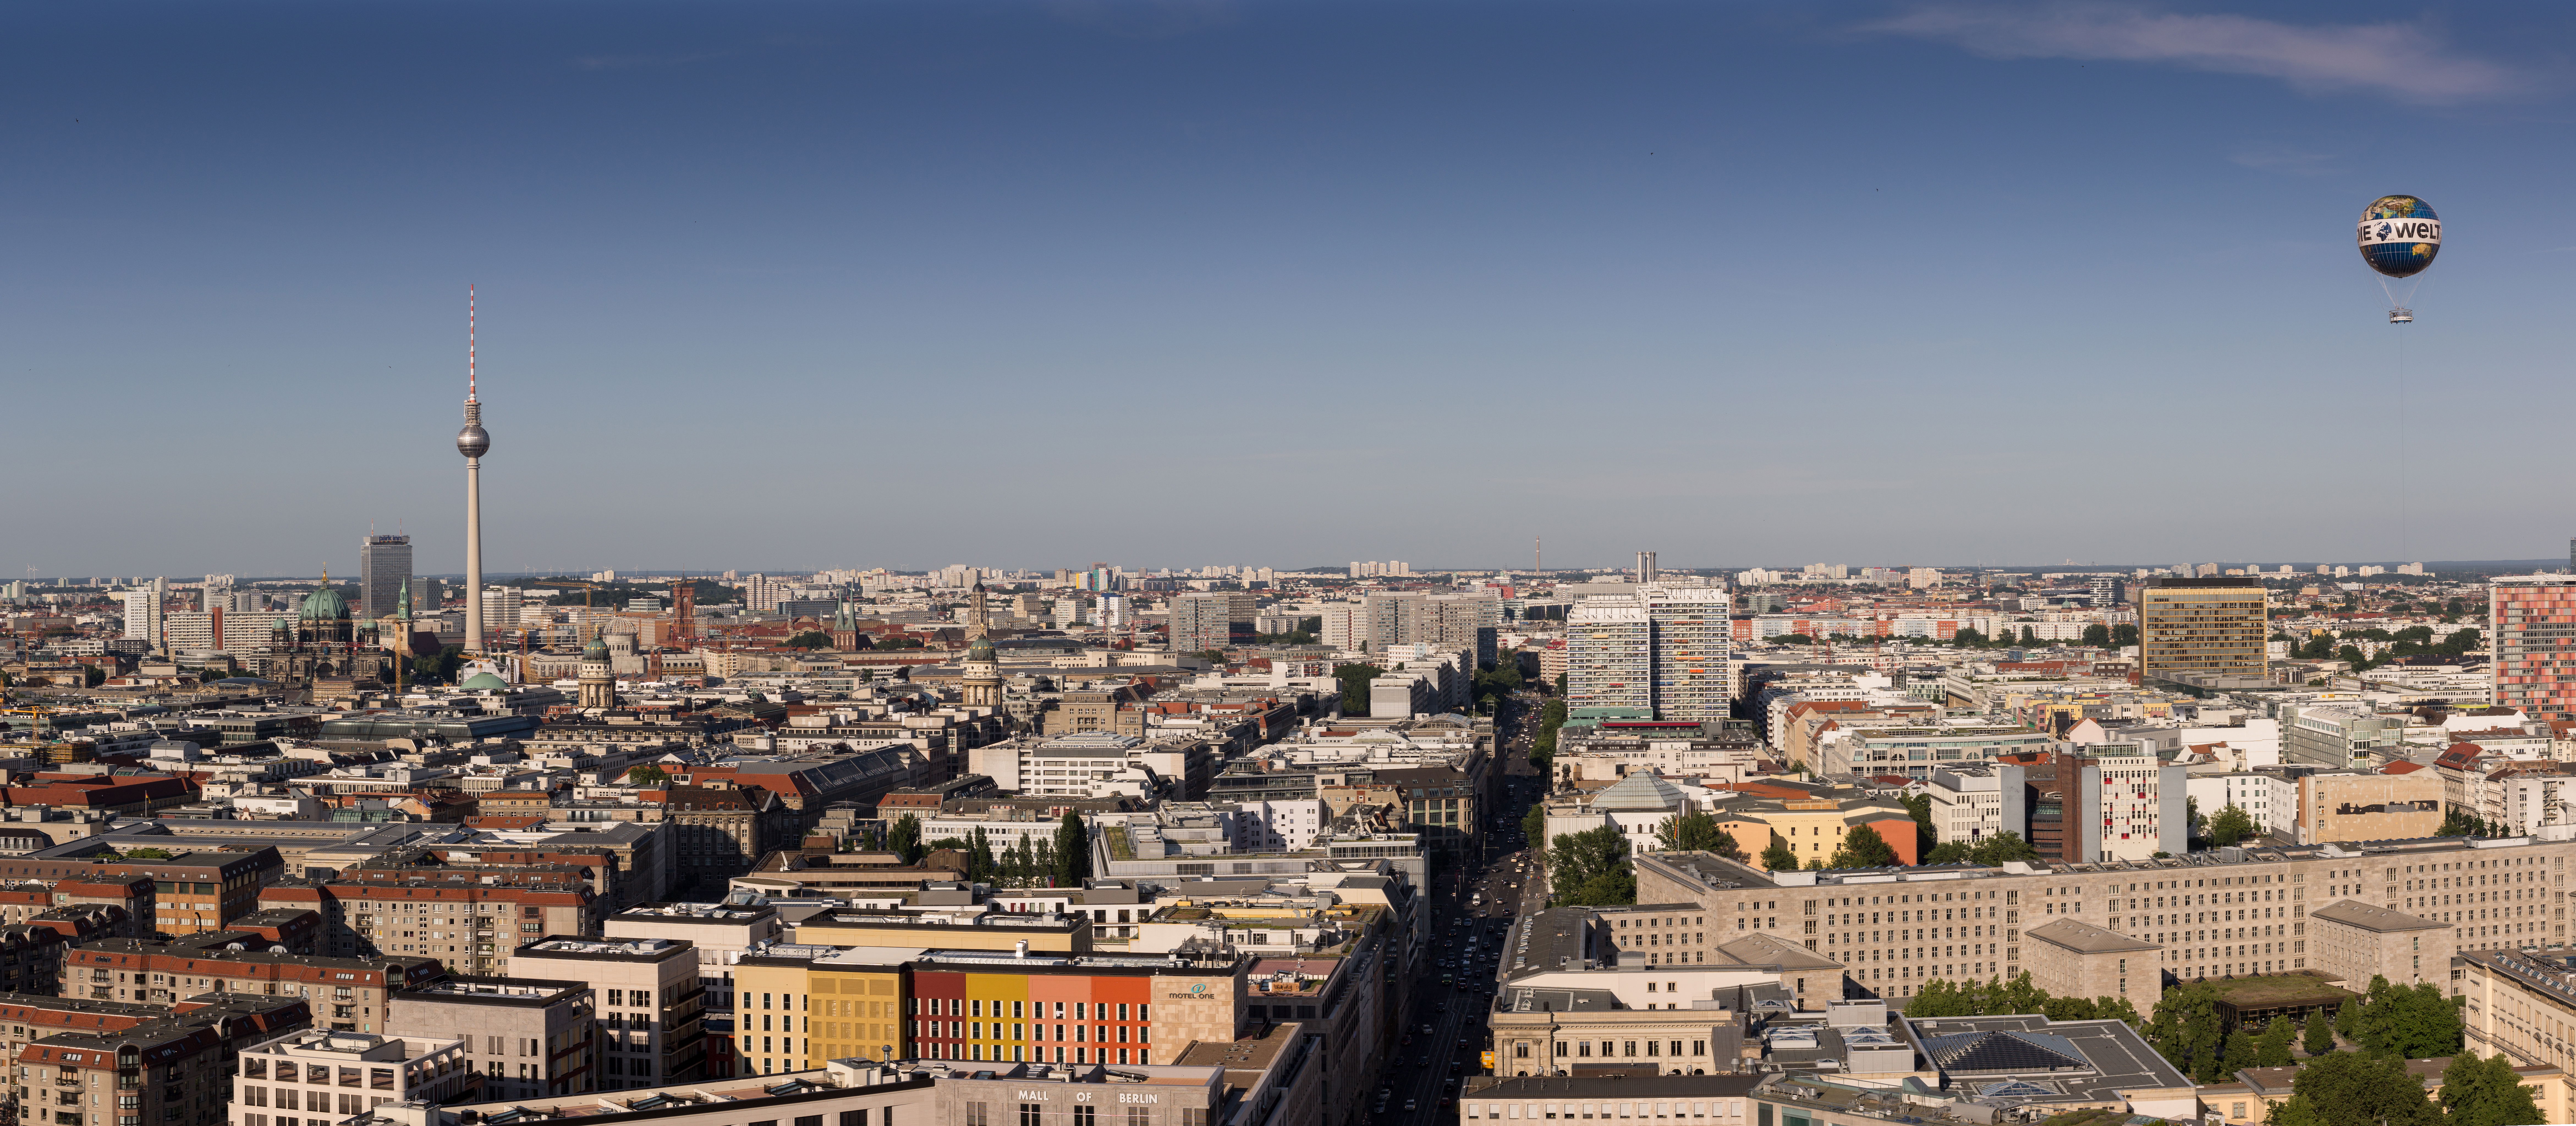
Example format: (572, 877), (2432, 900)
(12, 1), (2576, 576)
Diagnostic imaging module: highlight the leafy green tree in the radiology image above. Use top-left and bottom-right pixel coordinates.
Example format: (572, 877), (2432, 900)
(1759, 833), (1800, 872)
(2285, 1051), (2441, 1126)
(1654, 809), (1741, 860)
(2093, 995), (2143, 1029)
(1548, 827), (1633, 905)
(1899, 793), (1938, 855)
(2350, 977), (2460, 1059)
(1903, 979), (1971, 1018)
(1828, 824), (1900, 869)
(1331, 664), (1384, 715)
(966, 827), (998, 884)
(2440, 1052), (2545, 1126)
(1925, 840), (1974, 864)
(1530, 697), (1568, 771)
(1564, 868), (1637, 905)
(888, 814), (925, 864)
(2223, 1028), (2257, 1074)
(1967, 832), (2039, 865)
(2264, 1097), (2325, 1126)
(2256, 1018), (2297, 1066)
(2080, 623), (2112, 647)
(2334, 998), (2361, 1041)
(2043, 996), (2102, 1021)
(2206, 803), (2259, 848)
(2111, 623), (2140, 647)
(781, 631), (833, 650)
(1521, 804), (1547, 845)
(2019, 626), (2041, 646)
(119, 847), (172, 860)
(624, 764), (670, 786)
(1052, 811), (1092, 887)
(2146, 981), (2224, 1077)
(2303, 1010), (2335, 1056)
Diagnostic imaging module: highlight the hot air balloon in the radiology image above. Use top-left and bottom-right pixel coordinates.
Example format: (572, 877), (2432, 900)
(2358, 195), (2440, 322)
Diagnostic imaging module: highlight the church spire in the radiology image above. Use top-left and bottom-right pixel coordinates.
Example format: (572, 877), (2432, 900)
(967, 579), (991, 641)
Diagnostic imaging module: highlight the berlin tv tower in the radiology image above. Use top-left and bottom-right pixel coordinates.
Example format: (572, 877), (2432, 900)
(457, 286), (492, 653)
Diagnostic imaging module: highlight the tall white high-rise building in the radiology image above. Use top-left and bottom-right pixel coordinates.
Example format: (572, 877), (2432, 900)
(741, 573), (789, 613)
(360, 533), (413, 620)
(120, 579), (167, 648)
(1565, 599), (1651, 719)
(1639, 584), (1733, 723)
(1564, 586), (1732, 722)
(480, 585), (526, 638)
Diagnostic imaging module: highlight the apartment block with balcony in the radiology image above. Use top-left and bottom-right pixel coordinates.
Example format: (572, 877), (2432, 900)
(59, 941), (444, 1036)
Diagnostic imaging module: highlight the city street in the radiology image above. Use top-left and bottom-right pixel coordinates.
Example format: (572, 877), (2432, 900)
(1372, 689), (1550, 1126)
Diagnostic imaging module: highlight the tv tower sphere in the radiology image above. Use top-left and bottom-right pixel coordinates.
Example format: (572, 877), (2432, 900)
(458, 416), (490, 458)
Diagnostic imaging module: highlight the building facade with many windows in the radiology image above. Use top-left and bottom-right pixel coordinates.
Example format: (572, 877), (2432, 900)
(2493, 574), (2576, 721)
(2135, 577), (2267, 683)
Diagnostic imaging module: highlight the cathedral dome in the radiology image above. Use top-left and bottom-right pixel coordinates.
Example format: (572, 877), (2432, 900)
(965, 636), (997, 664)
(298, 585), (350, 622)
(459, 671), (511, 692)
(583, 635), (611, 662)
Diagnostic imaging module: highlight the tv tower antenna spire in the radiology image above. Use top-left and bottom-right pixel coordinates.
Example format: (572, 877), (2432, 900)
(457, 285), (493, 653)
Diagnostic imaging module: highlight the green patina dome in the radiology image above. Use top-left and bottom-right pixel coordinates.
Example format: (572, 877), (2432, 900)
(298, 585), (350, 622)
(459, 671), (511, 692)
(965, 636), (996, 663)
(583, 634), (611, 661)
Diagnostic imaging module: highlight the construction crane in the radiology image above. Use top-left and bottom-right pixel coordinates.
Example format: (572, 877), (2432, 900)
(1, 706), (60, 740)
(530, 579), (607, 609)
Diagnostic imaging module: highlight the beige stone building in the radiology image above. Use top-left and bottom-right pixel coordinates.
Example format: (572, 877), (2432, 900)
(2020, 918), (2159, 1016)
(228, 1028), (472, 1126)
(385, 976), (596, 1102)
(1634, 833), (2569, 1004)
(1489, 988), (1748, 1078)
(2298, 771), (2442, 844)
(2229, 1056), (2571, 1126)
(2308, 900), (2451, 989)
(511, 936), (707, 1090)
(2457, 949), (2576, 1112)
(603, 900), (786, 1016)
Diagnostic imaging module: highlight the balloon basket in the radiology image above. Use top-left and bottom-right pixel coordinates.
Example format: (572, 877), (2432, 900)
(2388, 309), (2413, 323)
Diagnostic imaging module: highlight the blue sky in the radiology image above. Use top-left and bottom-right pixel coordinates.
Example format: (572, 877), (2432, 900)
(7, 1), (2573, 577)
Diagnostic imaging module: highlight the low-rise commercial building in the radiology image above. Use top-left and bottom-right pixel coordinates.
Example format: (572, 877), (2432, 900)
(508, 937), (706, 1089)
(384, 977), (594, 1102)
(228, 1028), (473, 1126)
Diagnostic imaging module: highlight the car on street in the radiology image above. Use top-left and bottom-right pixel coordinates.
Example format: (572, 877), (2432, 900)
(1404, 1102), (1417, 1114)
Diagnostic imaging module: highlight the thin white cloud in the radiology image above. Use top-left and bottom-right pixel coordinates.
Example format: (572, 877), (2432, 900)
(1869, 2), (2527, 103)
